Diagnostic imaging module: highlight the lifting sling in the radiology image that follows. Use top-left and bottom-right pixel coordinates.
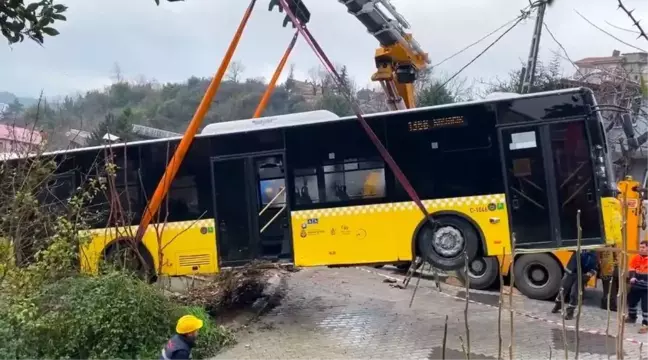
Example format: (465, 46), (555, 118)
(276, 0), (436, 226)
(135, 0), (257, 241)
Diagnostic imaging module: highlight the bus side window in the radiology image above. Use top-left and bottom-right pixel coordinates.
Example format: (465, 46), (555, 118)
(109, 146), (143, 226)
(40, 172), (75, 210)
(321, 159), (385, 203)
(293, 168), (318, 205)
(166, 175), (202, 222)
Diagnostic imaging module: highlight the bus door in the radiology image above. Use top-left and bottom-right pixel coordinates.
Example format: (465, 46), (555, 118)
(211, 152), (291, 267)
(499, 122), (603, 249)
(547, 121), (602, 247)
(499, 126), (556, 248)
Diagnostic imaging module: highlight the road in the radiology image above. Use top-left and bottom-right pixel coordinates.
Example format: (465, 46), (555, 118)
(213, 266), (646, 360)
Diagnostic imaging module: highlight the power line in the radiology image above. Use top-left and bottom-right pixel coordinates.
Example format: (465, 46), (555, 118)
(574, 9), (646, 53)
(542, 22), (584, 79)
(432, 14), (525, 68)
(605, 20), (641, 35)
(434, 10), (530, 92)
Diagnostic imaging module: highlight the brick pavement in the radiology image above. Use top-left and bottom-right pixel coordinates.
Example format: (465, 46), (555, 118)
(213, 267), (645, 360)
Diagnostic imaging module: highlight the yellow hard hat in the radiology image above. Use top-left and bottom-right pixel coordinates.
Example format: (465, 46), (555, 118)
(176, 315), (204, 335)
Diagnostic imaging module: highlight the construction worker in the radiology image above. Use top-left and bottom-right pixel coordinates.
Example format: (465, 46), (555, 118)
(626, 240), (648, 334)
(161, 315), (204, 360)
(551, 250), (599, 320)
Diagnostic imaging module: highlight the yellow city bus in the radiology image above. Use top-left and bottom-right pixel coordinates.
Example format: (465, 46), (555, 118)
(28, 88), (619, 293)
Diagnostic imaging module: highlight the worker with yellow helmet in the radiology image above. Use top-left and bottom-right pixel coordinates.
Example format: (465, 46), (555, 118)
(160, 315), (204, 360)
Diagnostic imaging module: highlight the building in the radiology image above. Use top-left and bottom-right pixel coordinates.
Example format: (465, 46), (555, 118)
(0, 124), (44, 159)
(65, 129), (92, 149)
(572, 50), (647, 84)
(65, 124), (180, 149)
(571, 50), (648, 183)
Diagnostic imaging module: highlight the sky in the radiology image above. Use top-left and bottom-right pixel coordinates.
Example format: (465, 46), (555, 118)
(1, 0), (647, 99)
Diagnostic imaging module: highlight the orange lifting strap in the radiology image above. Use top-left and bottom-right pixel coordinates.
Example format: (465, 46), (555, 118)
(253, 30), (299, 118)
(135, 0), (257, 241)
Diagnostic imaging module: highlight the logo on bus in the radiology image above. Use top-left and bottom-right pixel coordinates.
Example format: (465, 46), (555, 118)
(307, 218), (319, 225)
(470, 202), (504, 213)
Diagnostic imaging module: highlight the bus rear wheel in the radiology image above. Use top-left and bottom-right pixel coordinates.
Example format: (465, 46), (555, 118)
(103, 240), (156, 283)
(513, 253), (562, 300)
(456, 256), (500, 290)
(416, 216), (480, 271)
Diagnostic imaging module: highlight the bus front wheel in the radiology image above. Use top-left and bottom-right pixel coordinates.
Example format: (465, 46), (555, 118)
(456, 256), (500, 290)
(416, 216), (480, 271)
(513, 253), (562, 300)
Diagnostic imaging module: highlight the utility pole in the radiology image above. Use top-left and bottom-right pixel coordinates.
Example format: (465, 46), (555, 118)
(519, 0), (550, 94)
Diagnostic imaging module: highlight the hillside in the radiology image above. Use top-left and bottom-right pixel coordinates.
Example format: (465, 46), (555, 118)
(0, 91), (39, 107)
(4, 65), (456, 149)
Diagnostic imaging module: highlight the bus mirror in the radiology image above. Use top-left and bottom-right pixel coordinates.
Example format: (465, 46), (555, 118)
(620, 114), (640, 150)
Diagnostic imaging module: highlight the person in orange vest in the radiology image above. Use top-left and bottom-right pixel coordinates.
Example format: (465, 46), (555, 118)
(627, 240), (648, 334)
(160, 315), (204, 360)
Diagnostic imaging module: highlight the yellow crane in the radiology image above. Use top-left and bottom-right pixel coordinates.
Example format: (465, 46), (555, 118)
(270, 0), (430, 110)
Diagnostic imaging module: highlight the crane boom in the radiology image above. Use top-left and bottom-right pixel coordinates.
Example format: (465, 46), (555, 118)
(270, 0), (429, 110)
(338, 0), (430, 110)
(339, 0), (429, 110)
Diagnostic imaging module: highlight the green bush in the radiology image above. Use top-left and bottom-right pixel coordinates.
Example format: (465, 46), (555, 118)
(2, 272), (175, 359)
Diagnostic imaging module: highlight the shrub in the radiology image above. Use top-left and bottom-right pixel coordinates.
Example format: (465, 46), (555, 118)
(1, 272), (176, 359)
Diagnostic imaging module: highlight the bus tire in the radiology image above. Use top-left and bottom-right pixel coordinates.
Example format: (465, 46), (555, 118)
(103, 240), (156, 283)
(416, 216), (480, 271)
(456, 256), (500, 290)
(513, 254), (562, 300)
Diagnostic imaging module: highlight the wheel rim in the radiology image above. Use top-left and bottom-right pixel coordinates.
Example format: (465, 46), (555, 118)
(432, 226), (465, 258)
(105, 245), (145, 276)
(468, 258), (487, 279)
(524, 263), (550, 289)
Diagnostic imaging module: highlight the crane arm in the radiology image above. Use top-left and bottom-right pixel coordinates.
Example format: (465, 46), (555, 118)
(270, 0), (429, 110)
(338, 0), (429, 110)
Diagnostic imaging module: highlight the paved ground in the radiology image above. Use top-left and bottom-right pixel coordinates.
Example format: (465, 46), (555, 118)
(214, 266), (647, 360)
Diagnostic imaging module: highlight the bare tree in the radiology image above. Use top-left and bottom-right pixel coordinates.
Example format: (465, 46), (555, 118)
(111, 62), (124, 84)
(568, 58), (646, 177)
(306, 67), (320, 95)
(226, 60), (245, 83)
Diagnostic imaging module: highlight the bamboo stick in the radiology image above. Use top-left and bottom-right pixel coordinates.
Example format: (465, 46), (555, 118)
(463, 252), (471, 360)
(575, 209), (583, 360)
(442, 314), (449, 360)
(508, 233), (516, 360)
(498, 247), (505, 360)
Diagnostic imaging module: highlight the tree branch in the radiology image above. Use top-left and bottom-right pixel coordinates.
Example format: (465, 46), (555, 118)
(616, 0), (648, 42)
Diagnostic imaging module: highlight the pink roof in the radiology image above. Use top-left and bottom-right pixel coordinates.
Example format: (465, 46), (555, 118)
(574, 56), (622, 67)
(0, 124), (43, 144)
